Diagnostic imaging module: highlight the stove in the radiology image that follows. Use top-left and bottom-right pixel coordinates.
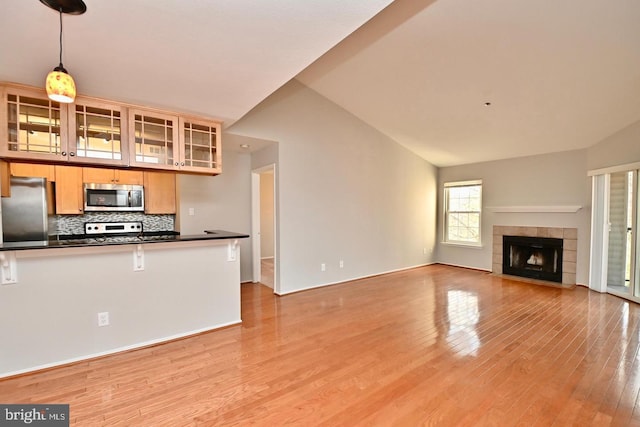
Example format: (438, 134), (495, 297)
(51, 221), (178, 246)
(85, 221), (143, 236)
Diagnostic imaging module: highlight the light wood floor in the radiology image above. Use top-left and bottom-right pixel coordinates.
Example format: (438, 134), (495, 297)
(2, 264), (640, 426)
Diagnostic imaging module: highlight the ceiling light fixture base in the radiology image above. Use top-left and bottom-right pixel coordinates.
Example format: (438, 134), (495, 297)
(39, 0), (86, 15)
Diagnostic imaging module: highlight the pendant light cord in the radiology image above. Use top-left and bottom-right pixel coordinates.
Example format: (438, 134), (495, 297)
(58, 8), (63, 66)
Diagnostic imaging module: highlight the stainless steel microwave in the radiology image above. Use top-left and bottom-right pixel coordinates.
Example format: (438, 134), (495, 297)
(83, 183), (144, 212)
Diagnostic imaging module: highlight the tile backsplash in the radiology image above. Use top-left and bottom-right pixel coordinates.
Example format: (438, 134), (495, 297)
(51, 213), (175, 235)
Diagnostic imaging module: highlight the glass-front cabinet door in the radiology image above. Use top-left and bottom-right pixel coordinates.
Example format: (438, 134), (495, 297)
(180, 117), (221, 174)
(0, 86), (69, 161)
(128, 109), (179, 170)
(68, 97), (128, 166)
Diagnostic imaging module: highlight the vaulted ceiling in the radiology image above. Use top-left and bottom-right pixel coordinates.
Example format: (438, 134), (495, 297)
(1, 0), (639, 167)
(297, 0), (640, 166)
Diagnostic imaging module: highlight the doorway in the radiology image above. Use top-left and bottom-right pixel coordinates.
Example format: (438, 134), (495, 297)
(606, 170), (639, 300)
(251, 164), (276, 292)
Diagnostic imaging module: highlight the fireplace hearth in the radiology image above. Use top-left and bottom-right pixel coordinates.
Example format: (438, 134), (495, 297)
(502, 235), (563, 283)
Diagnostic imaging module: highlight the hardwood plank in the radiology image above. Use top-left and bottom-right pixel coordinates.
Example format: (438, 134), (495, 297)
(1, 265), (640, 426)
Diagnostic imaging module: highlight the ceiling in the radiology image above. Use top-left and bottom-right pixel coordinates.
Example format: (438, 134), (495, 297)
(297, 0), (640, 166)
(0, 0), (392, 123)
(1, 1), (638, 167)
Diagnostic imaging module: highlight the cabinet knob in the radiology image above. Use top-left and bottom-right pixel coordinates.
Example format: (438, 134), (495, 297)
(181, 162), (185, 166)
(175, 162), (179, 166)
(69, 152), (75, 157)
(61, 151), (67, 156)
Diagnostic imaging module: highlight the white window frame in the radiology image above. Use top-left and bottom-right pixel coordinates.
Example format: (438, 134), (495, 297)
(443, 180), (483, 247)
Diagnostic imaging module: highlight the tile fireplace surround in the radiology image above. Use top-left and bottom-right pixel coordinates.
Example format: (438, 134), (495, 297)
(492, 226), (577, 285)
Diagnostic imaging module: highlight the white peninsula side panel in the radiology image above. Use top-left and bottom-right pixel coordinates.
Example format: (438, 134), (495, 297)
(0, 240), (241, 377)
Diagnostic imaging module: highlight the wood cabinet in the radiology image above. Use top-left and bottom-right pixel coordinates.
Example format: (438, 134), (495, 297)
(180, 117), (221, 174)
(82, 167), (143, 185)
(0, 86), (129, 167)
(8, 162), (56, 214)
(0, 85), (69, 163)
(128, 109), (221, 174)
(0, 160), (9, 197)
(144, 171), (176, 214)
(54, 166), (83, 214)
(68, 97), (129, 166)
(9, 162), (56, 181)
(129, 109), (180, 171)
(1, 83), (221, 175)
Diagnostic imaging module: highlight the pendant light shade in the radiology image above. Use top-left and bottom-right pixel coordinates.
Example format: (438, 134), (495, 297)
(46, 66), (76, 103)
(41, 0), (86, 103)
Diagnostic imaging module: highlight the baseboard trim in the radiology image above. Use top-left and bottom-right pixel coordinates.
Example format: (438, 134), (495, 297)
(0, 320), (241, 380)
(275, 262), (437, 296)
(435, 262), (492, 273)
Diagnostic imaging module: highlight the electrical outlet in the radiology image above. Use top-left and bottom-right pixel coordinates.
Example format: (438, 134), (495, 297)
(339, 260), (344, 268)
(321, 263), (326, 272)
(188, 207), (195, 216)
(423, 248), (427, 255)
(97, 312), (110, 327)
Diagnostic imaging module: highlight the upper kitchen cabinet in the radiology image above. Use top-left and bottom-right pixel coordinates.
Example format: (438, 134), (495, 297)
(10, 162), (56, 181)
(1, 84), (222, 175)
(54, 165), (84, 214)
(1, 160), (10, 197)
(0, 85), (69, 162)
(143, 171), (176, 214)
(68, 97), (128, 166)
(82, 167), (143, 185)
(128, 109), (222, 174)
(180, 117), (221, 174)
(0, 86), (128, 166)
(128, 109), (180, 171)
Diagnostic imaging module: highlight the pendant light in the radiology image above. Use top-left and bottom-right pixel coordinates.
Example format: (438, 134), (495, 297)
(40, 0), (87, 103)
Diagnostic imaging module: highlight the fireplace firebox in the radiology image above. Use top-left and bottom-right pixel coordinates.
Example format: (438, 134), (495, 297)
(502, 235), (563, 283)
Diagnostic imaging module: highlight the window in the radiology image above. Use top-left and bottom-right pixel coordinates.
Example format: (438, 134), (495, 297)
(444, 180), (482, 245)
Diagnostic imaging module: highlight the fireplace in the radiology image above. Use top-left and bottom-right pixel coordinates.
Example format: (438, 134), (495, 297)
(502, 235), (563, 283)
(493, 226), (576, 286)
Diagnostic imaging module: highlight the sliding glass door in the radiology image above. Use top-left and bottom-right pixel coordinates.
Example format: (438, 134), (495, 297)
(607, 170), (639, 300)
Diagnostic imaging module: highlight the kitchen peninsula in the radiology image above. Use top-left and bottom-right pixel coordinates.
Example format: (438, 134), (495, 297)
(0, 82), (248, 378)
(0, 231), (249, 378)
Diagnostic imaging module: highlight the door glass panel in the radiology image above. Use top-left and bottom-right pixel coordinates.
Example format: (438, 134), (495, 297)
(183, 121), (217, 169)
(134, 114), (174, 166)
(75, 105), (122, 160)
(607, 170), (638, 299)
(7, 94), (62, 155)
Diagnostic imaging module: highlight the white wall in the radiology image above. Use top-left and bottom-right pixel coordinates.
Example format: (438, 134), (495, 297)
(178, 145), (252, 281)
(587, 119), (640, 170)
(229, 79), (438, 294)
(437, 149), (591, 285)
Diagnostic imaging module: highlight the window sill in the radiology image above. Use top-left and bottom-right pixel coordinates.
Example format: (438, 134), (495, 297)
(440, 241), (484, 249)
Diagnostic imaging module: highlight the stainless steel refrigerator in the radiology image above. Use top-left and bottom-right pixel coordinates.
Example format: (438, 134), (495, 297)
(1, 176), (48, 242)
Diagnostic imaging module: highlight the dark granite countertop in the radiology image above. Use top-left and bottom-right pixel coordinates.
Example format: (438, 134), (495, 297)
(0, 230), (249, 252)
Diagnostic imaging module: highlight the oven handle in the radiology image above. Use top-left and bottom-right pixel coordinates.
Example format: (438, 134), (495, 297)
(128, 190), (132, 207)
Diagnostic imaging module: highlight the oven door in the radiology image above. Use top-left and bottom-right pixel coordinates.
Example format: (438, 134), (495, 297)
(84, 184), (145, 212)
